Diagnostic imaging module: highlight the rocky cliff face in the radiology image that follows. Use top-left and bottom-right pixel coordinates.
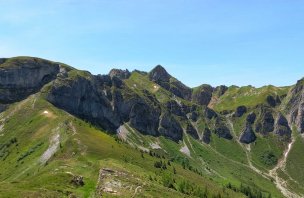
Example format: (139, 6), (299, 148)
(109, 69), (131, 79)
(46, 69), (186, 141)
(214, 117), (233, 140)
(255, 106), (275, 135)
(240, 123), (256, 144)
(1, 56), (301, 145)
(286, 79), (304, 133)
(0, 57), (60, 104)
(192, 84), (214, 106)
(274, 113), (291, 140)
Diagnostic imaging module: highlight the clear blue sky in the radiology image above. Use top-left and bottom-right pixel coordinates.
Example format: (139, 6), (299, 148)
(0, 0), (304, 87)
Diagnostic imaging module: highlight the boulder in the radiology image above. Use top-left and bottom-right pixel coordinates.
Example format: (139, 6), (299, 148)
(71, 175), (84, 186)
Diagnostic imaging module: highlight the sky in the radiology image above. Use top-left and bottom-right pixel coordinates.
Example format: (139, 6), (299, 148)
(0, 0), (304, 88)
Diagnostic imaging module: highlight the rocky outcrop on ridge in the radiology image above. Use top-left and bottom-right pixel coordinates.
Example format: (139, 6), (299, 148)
(192, 84), (214, 106)
(0, 57), (60, 104)
(149, 65), (192, 100)
(240, 123), (256, 144)
(1, 56), (302, 145)
(273, 113), (292, 140)
(286, 79), (304, 133)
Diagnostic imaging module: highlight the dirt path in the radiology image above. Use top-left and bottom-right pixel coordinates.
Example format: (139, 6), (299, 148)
(226, 116), (270, 178)
(269, 138), (301, 198)
(39, 127), (60, 164)
(227, 115), (301, 197)
(180, 140), (191, 157)
(132, 186), (142, 198)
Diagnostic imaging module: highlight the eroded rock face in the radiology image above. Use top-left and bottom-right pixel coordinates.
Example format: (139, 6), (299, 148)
(213, 85), (228, 97)
(170, 80), (192, 100)
(286, 79), (304, 133)
(158, 113), (183, 142)
(109, 69), (131, 79)
(186, 122), (199, 139)
(166, 100), (184, 117)
(274, 113), (291, 139)
(266, 95), (281, 107)
(0, 57), (60, 103)
(47, 75), (122, 131)
(47, 71), (186, 141)
(234, 106), (247, 117)
(255, 107), (274, 135)
(129, 101), (160, 136)
(246, 112), (256, 124)
(204, 107), (218, 120)
(202, 127), (211, 144)
(192, 84), (214, 106)
(189, 111), (198, 122)
(240, 123), (256, 144)
(214, 118), (233, 140)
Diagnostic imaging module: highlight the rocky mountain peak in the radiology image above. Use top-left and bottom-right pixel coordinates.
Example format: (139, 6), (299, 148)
(149, 65), (171, 82)
(109, 69), (131, 79)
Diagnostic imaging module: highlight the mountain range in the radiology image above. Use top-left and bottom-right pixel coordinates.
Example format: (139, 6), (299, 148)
(0, 56), (303, 198)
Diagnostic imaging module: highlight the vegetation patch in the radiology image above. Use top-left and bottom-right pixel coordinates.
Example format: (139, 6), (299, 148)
(260, 150), (278, 166)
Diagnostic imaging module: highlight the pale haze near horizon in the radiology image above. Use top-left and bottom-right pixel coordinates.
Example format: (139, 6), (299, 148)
(0, 0), (303, 88)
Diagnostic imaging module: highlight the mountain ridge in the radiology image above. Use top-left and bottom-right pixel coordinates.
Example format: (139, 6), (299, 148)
(0, 56), (304, 198)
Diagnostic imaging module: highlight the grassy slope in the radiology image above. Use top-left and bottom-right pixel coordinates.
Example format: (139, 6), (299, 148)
(124, 71), (293, 197)
(125, 71), (192, 105)
(213, 85), (290, 112)
(286, 132), (304, 193)
(0, 95), (245, 197)
(0, 62), (301, 197)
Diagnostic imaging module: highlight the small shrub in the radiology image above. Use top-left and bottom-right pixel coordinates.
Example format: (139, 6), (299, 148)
(260, 150), (278, 166)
